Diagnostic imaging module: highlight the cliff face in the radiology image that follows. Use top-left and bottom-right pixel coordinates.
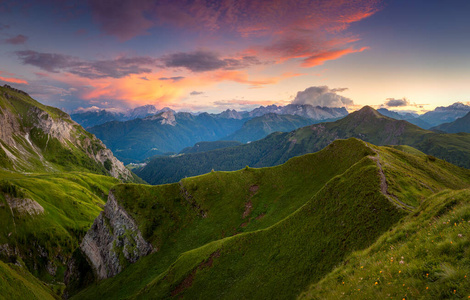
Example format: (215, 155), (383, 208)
(0, 84), (132, 180)
(80, 191), (152, 279)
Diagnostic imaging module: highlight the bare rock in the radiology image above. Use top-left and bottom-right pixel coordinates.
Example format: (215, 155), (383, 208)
(5, 195), (44, 216)
(80, 191), (152, 279)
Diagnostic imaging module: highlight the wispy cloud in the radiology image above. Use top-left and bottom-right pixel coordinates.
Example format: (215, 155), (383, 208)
(4, 34), (28, 44)
(158, 76), (185, 82)
(161, 50), (262, 72)
(15, 50), (156, 79)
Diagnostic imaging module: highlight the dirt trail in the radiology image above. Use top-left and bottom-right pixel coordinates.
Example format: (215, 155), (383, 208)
(365, 143), (414, 211)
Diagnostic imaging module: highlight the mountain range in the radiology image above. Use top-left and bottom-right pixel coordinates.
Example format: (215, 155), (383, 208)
(431, 111), (470, 133)
(86, 106), (348, 163)
(419, 102), (470, 127)
(135, 106), (470, 185)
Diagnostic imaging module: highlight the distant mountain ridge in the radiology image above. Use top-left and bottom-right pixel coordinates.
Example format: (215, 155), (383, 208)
(88, 111), (249, 163)
(419, 102), (470, 127)
(135, 106), (470, 184)
(377, 108), (431, 129)
(87, 105), (349, 163)
(431, 111), (470, 133)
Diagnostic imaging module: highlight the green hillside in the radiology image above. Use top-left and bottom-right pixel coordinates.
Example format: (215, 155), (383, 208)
(0, 170), (118, 286)
(0, 85), (140, 299)
(301, 188), (470, 299)
(0, 260), (58, 300)
(136, 106), (470, 185)
(179, 140), (242, 154)
(74, 138), (470, 299)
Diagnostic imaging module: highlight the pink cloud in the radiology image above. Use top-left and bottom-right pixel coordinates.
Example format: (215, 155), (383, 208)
(302, 47), (369, 67)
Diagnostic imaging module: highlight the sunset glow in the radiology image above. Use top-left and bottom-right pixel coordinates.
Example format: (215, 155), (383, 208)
(0, 0), (469, 113)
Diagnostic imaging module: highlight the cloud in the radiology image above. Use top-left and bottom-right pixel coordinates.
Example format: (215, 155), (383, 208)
(190, 91), (203, 96)
(0, 74), (28, 84)
(301, 47), (369, 67)
(384, 98), (410, 107)
(4, 34), (28, 45)
(158, 76), (185, 82)
(291, 86), (354, 107)
(15, 50), (156, 79)
(161, 50), (262, 72)
(139, 76), (149, 81)
(72, 106), (101, 113)
(0, 23), (9, 30)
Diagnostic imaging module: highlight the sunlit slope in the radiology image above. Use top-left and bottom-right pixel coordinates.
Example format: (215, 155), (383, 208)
(300, 188), (470, 299)
(75, 138), (470, 299)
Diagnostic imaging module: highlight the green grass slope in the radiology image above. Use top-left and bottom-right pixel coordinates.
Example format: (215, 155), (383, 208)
(136, 106), (470, 185)
(75, 138), (376, 299)
(301, 188), (470, 299)
(75, 138), (470, 299)
(0, 170), (118, 284)
(0, 260), (57, 300)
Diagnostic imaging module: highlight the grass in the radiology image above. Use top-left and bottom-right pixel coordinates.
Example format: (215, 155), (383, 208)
(0, 260), (58, 300)
(0, 170), (118, 285)
(300, 189), (470, 299)
(74, 138), (470, 299)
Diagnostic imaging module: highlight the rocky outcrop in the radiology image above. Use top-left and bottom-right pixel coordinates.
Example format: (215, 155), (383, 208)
(144, 110), (176, 126)
(5, 195), (44, 216)
(80, 191), (152, 279)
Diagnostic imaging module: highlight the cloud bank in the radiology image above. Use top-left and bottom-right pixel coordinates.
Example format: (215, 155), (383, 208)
(384, 97), (409, 107)
(15, 50), (156, 79)
(292, 86), (354, 107)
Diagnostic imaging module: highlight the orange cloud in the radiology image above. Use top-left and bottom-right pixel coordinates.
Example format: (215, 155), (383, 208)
(49, 67), (300, 109)
(0, 76), (28, 84)
(301, 47), (369, 68)
(208, 70), (302, 88)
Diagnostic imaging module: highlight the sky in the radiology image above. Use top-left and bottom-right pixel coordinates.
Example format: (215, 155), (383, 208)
(0, 0), (469, 114)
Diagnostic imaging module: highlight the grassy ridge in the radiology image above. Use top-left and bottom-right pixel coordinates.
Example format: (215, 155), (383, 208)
(301, 188), (470, 299)
(0, 170), (118, 285)
(135, 157), (405, 299)
(75, 139), (470, 299)
(75, 138), (376, 299)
